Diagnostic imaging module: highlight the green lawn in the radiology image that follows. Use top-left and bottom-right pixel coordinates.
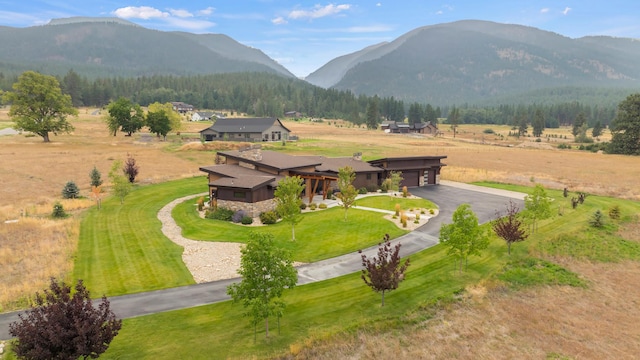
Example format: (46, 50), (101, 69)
(99, 182), (640, 359)
(354, 194), (437, 212)
(73, 177), (204, 297)
(172, 199), (408, 262)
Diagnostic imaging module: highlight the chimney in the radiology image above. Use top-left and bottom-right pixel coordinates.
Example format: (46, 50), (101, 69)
(353, 152), (362, 161)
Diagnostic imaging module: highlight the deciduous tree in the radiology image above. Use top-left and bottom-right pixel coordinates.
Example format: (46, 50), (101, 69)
(274, 176), (305, 241)
(335, 166), (358, 221)
(105, 97), (144, 136)
(3, 71), (77, 142)
(147, 102), (183, 134)
(492, 200), (528, 255)
(9, 278), (121, 360)
(439, 204), (489, 272)
(109, 160), (131, 204)
(608, 93), (640, 155)
(146, 109), (171, 140)
(523, 184), (553, 233)
(226, 232), (297, 341)
(359, 234), (410, 306)
(123, 154), (139, 183)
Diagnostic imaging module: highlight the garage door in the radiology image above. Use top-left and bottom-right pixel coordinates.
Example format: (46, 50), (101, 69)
(400, 171), (419, 187)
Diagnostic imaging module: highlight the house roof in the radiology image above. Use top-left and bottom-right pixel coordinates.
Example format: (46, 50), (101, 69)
(310, 156), (384, 173)
(194, 111), (214, 117)
(199, 164), (282, 189)
(200, 117), (291, 134)
(219, 150), (321, 171)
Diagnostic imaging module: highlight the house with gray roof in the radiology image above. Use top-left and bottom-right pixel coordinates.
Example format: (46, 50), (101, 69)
(199, 146), (447, 217)
(199, 117), (291, 142)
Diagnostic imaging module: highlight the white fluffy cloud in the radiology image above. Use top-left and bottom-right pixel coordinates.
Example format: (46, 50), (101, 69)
(113, 6), (168, 20)
(288, 4), (351, 20)
(272, 16), (288, 25)
(169, 9), (193, 18)
(540, 8), (550, 14)
(198, 7), (215, 16)
(563, 7), (572, 15)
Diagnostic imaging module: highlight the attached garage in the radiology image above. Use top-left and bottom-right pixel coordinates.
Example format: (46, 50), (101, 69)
(368, 155), (447, 188)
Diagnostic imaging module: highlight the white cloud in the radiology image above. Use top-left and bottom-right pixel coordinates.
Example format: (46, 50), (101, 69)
(376, 2), (382, 6)
(288, 4), (352, 20)
(164, 17), (215, 31)
(563, 7), (572, 15)
(272, 16), (288, 25)
(169, 9), (193, 18)
(436, 10), (443, 15)
(198, 7), (215, 16)
(113, 6), (168, 20)
(540, 8), (550, 14)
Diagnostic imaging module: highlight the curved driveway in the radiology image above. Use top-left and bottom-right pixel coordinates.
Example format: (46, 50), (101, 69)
(0, 182), (525, 340)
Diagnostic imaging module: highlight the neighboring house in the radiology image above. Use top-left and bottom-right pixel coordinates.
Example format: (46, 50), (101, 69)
(171, 102), (194, 113)
(199, 117), (291, 142)
(381, 121), (438, 135)
(191, 111), (214, 121)
(284, 110), (302, 118)
(199, 147), (447, 217)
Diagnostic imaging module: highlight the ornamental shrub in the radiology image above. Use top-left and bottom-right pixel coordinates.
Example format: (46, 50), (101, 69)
(206, 207), (234, 221)
(318, 203), (327, 209)
(232, 210), (247, 223)
(52, 202), (67, 218)
(309, 203), (317, 210)
(358, 187), (368, 194)
(259, 211), (278, 225)
(241, 216), (253, 225)
(299, 203), (307, 210)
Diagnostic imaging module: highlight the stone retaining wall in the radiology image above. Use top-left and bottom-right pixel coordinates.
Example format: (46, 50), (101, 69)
(217, 198), (277, 218)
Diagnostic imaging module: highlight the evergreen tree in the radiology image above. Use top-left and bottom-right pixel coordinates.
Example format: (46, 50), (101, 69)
(609, 93), (640, 155)
(592, 120), (603, 140)
(365, 97), (380, 130)
(90, 166), (103, 187)
(61, 181), (80, 199)
(532, 108), (545, 137)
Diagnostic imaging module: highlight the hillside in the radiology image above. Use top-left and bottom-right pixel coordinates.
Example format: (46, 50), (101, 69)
(307, 20), (640, 105)
(0, 17), (294, 78)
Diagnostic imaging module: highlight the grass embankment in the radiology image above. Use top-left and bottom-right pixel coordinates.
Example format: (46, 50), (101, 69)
(100, 182), (640, 359)
(172, 200), (408, 263)
(73, 177), (204, 297)
(354, 195), (437, 211)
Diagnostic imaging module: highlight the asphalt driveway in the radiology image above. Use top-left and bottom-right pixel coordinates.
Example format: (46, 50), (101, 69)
(0, 182), (525, 340)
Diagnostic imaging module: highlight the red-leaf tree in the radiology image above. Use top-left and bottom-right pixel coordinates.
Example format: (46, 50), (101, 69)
(359, 234), (410, 306)
(9, 278), (122, 360)
(492, 200), (528, 255)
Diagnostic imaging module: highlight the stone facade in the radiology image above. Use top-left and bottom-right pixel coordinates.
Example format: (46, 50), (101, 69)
(217, 198), (277, 218)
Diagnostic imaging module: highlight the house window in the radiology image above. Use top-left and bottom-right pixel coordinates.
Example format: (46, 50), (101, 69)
(234, 191), (245, 199)
(366, 173), (372, 180)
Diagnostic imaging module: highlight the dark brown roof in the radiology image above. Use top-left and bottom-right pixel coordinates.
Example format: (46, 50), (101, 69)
(210, 176), (276, 190)
(219, 150), (322, 171)
(199, 164), (283, 189)
(200, 117), (291, 134)
(310, 156), (383, 173)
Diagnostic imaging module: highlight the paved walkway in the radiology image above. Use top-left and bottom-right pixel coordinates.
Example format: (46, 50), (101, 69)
(0, 182), (525, 340)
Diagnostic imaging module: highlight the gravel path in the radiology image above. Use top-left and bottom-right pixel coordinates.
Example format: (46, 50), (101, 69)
(158, 194), (242, 283)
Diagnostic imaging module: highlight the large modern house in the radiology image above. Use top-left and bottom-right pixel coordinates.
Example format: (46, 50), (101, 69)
(199, 147), (446, 217)
(199, 118), (291, 142)
(380, 121), (439, 135)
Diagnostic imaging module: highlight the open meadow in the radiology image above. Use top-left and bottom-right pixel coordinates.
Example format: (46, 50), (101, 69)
(1, 110), (640, 358)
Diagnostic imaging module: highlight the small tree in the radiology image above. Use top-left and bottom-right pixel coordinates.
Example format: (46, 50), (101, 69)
(9, 278), (122, 360)
(90, 166), (103, 187)
(335, 166), (358, 221)
(123, 154), (139, 183)
(359, 234), (410, 307)
(589, 210), (605, 228)
(91, 185), (103, 210)
(274, 176), (305, 241)
(388, 171), (403, 192)
(105, 97), (144, 136)
(146, 109), (171, 140)
(592, 120), (603, 140)
(61, 180), (80, 199)
(439, 204), (489, 272)
(609, 205), (621, 220)
(492, 200), (528, 255)
(51, 202), (67, 219)
(226, 232), (297, 341)
(109, 160), (131, 204)
(523, 184), (553, 233)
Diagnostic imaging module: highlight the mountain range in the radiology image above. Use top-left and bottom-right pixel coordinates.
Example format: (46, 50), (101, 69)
(1, 18), (639, 105)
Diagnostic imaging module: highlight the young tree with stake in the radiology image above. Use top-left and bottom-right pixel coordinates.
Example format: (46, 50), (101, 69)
(274, 176), (305, 241)
(336, 166), (358, 221)
(359, 234), (410, 306)
(226, 232), (297, 341)
(492, 200), (528, 255)
(439, 204), (489, 272)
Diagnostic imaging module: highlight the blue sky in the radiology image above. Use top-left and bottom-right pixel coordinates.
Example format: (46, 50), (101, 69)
(1, 1), (639, 77)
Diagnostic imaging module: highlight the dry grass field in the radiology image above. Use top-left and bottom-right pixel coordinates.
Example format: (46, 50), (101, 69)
(1, 111), (639, 356)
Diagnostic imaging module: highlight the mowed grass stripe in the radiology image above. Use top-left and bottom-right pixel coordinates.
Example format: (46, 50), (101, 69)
(74, 177), (204, 297)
